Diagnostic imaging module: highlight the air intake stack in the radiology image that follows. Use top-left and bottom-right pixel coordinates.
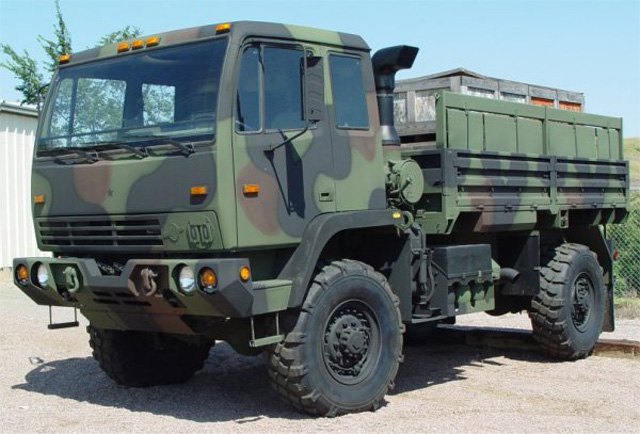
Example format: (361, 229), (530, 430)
(371, 45), (419, 148)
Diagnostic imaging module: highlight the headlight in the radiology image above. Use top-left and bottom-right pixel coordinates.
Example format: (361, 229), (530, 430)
(177, 265), (196, 294)
(36, 263), (49, 288)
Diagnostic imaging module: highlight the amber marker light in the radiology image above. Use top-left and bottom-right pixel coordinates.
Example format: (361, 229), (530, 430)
(15, 264), (29, 286)
(34, 194), (45, 205)
(239, 266), (251, 282)
(242, 184), (260, 196)
(117, 42), (130, 53)
(131, 39), (144, 50)
(199, 268), (217, 292)
(215, 23), (232, 34)
(58, 54), (71, 64)
(145, 36), (160, 47)
(190, 185), (208, 196)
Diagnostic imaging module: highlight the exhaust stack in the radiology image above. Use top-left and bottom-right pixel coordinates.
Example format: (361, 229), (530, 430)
(371, 45), (419, 147)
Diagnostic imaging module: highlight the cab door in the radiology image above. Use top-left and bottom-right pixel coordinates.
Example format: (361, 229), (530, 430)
(232, 42), (336, 248)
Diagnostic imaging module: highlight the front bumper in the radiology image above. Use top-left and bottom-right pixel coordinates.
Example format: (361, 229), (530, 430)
(12, 257), (291, 334)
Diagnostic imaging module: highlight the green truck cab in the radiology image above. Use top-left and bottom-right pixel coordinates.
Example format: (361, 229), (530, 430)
(13, 21), (629, 416)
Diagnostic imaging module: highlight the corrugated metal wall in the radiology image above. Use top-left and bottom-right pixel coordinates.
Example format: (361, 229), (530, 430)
(0, 105), (48, 269)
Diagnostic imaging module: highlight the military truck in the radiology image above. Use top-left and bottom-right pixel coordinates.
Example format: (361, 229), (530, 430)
(13, 21), (629, 416)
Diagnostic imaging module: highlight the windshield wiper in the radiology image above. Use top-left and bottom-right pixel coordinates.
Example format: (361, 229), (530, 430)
(151, 137), (195, 156)
(122, 131), (196, 156)
(39, 146), (100, 165)
(90, 141), (149, 159)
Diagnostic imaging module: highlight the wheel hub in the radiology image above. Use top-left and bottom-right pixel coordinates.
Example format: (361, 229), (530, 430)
(571, 273), (594, 332)
(323, 303), (377, 384)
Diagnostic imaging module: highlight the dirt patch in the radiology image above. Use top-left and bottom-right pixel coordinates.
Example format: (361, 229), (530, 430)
(1, 279), (639, 432)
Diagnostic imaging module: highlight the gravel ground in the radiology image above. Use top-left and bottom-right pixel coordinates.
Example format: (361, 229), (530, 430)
(1, 270), (639, 433)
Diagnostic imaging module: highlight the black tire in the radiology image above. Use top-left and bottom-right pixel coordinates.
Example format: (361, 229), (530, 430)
(267, 259), (403, 416)
(529, 243), (605, 360)
(88, 326), (212, 387)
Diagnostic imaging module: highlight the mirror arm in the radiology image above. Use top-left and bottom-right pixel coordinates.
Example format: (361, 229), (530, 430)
(263, 121), (312, 154)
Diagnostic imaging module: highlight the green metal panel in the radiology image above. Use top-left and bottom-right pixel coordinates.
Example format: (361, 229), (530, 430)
(516, 117), (543, 154)
(596, 128), (611, 159)
(435, 91), (623, 159)
(549, 121), (576, 157)
(446, 109), (467, 150)
(468, 111), (484, 151)
(484, 113), (516, 153)
(609, 128), (621, 160)
(576, 126), (597, 159)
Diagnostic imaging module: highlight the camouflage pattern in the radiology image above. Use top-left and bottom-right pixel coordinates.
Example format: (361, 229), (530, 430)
(18, 21), (389, 337)
(406, 91), (628, 234)
(14, 21), (630, 343)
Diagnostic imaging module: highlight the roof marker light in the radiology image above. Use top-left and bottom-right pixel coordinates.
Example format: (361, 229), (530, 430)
(117, 42), (130, 53)
(58, 54), (71, 64)
(145, 36), (160, 47)
(215, 23), (232, 34)
(131, 39), (144, 50)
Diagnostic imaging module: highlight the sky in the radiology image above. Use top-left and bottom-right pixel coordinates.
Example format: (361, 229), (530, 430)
(1, 0), (639, 137)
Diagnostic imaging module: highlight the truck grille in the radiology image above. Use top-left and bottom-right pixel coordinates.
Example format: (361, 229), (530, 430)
(38, 216), (163, 248)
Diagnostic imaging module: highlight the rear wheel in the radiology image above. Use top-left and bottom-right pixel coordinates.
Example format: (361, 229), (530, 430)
(88, 326), (212, 387)
(529, 243), (605, 360)
(267, 259), (403, 416)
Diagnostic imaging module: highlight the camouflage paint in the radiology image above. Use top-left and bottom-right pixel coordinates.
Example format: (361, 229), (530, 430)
(14, 22), (630, 339)
(409, 91), (628, 235)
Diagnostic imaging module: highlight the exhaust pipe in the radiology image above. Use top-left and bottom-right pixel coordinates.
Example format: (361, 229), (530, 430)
(499, 267), (520, 284)
(371, 45), (419, 147)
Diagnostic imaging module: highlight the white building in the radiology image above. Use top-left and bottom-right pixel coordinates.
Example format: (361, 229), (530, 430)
(0, 100), (48, 269)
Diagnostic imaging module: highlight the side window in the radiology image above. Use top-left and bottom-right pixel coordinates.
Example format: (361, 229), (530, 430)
(143, 84), (175, 125)
(236, 46), (260, 132)
(263, 46), (305, 131)
(329, 54), (369, 129)
(49, 78), (73, 139)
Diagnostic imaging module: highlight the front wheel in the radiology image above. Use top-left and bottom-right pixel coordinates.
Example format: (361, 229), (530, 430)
(267, 259), (403, 416)
(88, 326), (213, 387)
(529, 243), (605, 360)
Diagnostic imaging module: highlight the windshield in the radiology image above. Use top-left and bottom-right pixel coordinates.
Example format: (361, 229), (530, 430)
(38, 38), (228, 152)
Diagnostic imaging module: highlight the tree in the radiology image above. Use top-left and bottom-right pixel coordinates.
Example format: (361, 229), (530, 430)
(0, 0), (140, 105)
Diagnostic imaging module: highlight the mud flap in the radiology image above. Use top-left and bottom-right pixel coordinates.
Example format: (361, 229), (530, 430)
(603, 282), (615, 332)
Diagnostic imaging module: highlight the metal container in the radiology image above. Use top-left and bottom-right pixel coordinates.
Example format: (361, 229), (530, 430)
(394, 68), (585, 139)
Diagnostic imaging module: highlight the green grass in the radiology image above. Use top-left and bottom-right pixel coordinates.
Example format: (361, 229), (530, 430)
(625, 137), (639, 189)
(614, 295), (640, 319)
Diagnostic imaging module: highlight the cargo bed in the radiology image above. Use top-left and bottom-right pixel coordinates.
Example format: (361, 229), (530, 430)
(402, 91), (629, 234)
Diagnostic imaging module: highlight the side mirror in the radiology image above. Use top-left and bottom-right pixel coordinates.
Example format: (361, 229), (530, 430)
(303, 55), (324, 123)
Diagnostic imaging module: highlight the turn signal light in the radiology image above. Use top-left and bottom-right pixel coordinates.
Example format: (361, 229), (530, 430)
(16, 264), (29, 286)
(199, 267), (217, 292)
(239, 266), (251, 282)
(34, 194), (45, 205)
(242, 184), (260, 196)
(190, 185), (208, 196)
